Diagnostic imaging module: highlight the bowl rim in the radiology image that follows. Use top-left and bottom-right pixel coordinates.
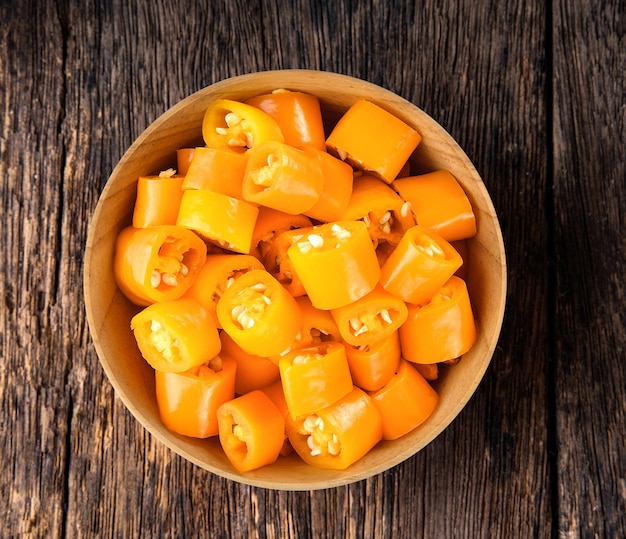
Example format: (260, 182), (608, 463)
(84, 69), (507, 490)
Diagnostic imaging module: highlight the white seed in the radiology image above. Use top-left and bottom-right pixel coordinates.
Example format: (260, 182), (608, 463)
(336, 148), (348, 160)
(150, 270), (161, 288)
(267, 153), (277, 166)
(303, 415), (319, 433)
(226, 277), (235, 288)
(250, 282), (268, 293)
(233, 424), (245, 440)
(353, 324), (369, 337)
(379, 211), (392, 225)
(379, 309), (393, 324)
(381, 222), (391, 235)
(150, 320), (162, 332)
(238, 312), (256, 329)
(179, 263), (189, 277)
(231, 304), (246, 319)
(400, 201), (412, 218)
(224, 112), (241, 126)
(362, 214), (371, 227)
(228, 137), (246, 147)
(331, 224), (351, 240)
(327, 434), (341, 456)
(430, 243), (445, 256)
(307, 234), (324, 248)
(158, 168), (176, 178)
(349, 318), (363, 331)
(215, 127), (228, 135)
(297, 240), (313, 253)
(162, 273), (178, 287)
(292, 354), (309, 365)
(307, 435), (319, 451)
(261, 295), (271, 305)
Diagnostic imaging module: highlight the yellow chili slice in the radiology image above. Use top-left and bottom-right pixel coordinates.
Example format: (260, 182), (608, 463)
(184, 253), (264, 328)
(216, 269), (302, 358)
(130, 297), (221, 373)
(326, 99), (421, 183)
(114, 225), (207, 306)
(181, 146), (249, 200)
(330, 284), (408, 347)
(279, 341), (353, 416)
(202, 99), (284, 153)
(287, 220), (380, 310)
(393, 170), (477, 241)
(399, 276), (477, 364)
(132, 170), (184, 228)
(285, 387), (382, 470)
(176, 189), (259, 254)
(242, 140), (324, 215)
(380, 225), (463, 305)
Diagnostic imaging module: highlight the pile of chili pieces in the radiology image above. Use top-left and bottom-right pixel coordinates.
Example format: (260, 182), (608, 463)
(114, 89), (478, 473)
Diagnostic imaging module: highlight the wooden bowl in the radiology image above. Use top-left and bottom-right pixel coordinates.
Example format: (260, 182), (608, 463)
(84, 70), (506, 490)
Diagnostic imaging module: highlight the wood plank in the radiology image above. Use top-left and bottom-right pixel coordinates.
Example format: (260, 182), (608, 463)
(552, 1), (626, 536)
(0, 1), (73, 537)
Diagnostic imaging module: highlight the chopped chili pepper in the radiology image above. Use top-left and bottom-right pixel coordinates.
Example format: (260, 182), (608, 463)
(261, 227), (309, 297)
(132, 170), (184, 229)
(181, 146), (249, 200)
(176, 189), (259, 254)
(217, 390), (286, 472)
(286, 386), (382, 470)
(279, 341), (353, 416)
(202, 99), (284, 153)
(220, 331), (280, 395)
(294, 295), (342, 346)
(287, 220), (380, 310)
(155, 355), (236, 438)
(245, 89), (326, 151)
(380, 225), (462, 305)
(330, 284), (408, 347)
(249, 206), (313, 260)
(216, 269), (302, 357)
(399, 276), (477, 364)
(176, 148), (195, 176)
(258, 379), (294, 456)
(301, 146), (354, 222)
(341, 175), (416, 264)
(326, 99), (421, 183)
(344, 330), (401, 392)
(242, 140), (324, 215)
(393, 170), (476, 241)
(114, 225), (207, 306)
(412, 363), (439, 381)
(130, 297), (221, 373)
(369, 359), (439, 440)
(184, 253), (264, 328)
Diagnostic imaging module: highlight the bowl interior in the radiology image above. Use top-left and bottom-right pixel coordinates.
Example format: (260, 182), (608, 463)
(84, 70), (506, 490)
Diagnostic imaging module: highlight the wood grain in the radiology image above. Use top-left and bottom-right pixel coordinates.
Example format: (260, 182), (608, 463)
(1, 0), (624, 537)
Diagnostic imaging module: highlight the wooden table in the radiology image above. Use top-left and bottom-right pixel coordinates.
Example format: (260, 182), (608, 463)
(2, 1), (624, 537)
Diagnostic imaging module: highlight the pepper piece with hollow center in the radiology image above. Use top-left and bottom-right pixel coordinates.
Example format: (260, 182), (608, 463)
(242, 140), (324, 215)
(217, 390), (286, 473)
(286, 220), (380, 310)
(399, 275), (477, 364)
(202, 99), (285, 152)
(285, 387), (383, 470)
(114, 225), (207, 306)
(330, 284), (408, 347)
(216, 269), (302, 358)
(368, 359), (439, 440)
(380, 224), (463, 306)
(155, 355), (236, 438)
(326, 99), (421, 184)
(279, 341), (353, 416)
(131, 297), (221, 373)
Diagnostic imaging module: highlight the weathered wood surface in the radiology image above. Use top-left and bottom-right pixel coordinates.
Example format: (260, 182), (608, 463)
(0, 0), (623, 537)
